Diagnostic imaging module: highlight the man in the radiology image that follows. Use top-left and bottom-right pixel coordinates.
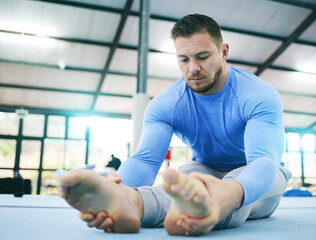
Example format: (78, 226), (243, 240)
(59, 14), (291, 236)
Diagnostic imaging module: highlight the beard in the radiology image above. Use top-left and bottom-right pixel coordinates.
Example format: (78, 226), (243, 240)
(186, 65), (222, 94)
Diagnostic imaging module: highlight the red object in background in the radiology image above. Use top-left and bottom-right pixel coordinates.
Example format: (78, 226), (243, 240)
(165, 148), (171, 161)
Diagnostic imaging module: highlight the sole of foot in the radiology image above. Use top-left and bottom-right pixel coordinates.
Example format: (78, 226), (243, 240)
(59, 169), (141, 233)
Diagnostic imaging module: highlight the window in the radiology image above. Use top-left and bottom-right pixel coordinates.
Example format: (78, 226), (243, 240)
(47, 116), (65, 138)
(23, 114), (44, 137)
(284, 152), (301, 178)
(88, 141), (108, 168)
(41, 171), (58, 195)
(0, 169), (13, 178)
(43, 139), (86, 170)
(0, 139), (16, 168)
(43, 139), (65, 169)
(19, 170), (38, 195)
(20, 140), (41, 169)
(304, 153), (316, 182)
(68, 117), (89, 139)
(64, 140), (86, 169)
(0, 112), (137, 195)
(302, 134), (315, 152)
(286, 132), (300, 151)
(0, 112), (19, 135)
(89, 117), (132, 161)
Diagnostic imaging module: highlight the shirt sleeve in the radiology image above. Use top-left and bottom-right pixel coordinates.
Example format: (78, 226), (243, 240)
(117, 98), (174, 187)
(235, 89), (285, 206)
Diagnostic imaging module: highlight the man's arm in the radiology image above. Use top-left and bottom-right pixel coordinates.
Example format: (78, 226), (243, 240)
(118, 99), (175, 187)
(235, 89), (284, 205)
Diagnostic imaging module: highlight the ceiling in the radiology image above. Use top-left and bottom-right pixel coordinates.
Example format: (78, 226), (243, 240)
(0, 0), (316, 132)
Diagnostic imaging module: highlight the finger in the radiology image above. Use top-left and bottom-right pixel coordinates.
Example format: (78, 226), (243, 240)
(94, 211), (110, 229)
(86, 212), (108, 228)
(104, 227), (113, 233)
(183, 219), (213, 234)
(79, 212), (95, 222)
(108, 173), (122, 184)
(176, 219), (193, 233)
(177, 219), (205, 236)
(181, 215), (215, 233)
(99, 217), (114, 231)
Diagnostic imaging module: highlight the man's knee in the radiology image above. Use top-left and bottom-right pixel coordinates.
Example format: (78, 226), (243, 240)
(214, 205), (251, 230)
(248, 195), (282, 219)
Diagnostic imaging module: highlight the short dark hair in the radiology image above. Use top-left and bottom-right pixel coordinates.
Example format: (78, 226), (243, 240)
(171, 14), (223, 49)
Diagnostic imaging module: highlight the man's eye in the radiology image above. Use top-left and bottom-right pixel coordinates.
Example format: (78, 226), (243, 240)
(197, 56), (208, 60)
(179, 58), (189, 63)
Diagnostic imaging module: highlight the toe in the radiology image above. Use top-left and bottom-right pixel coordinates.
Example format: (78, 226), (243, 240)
(163, 168), (179, 185)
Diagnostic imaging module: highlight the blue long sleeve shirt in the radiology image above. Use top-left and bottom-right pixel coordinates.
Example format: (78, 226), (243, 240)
(118, 66), (285, 206)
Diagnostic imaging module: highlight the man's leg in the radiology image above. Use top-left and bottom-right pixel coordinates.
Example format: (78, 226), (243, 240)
(66, 161), (289, 234)
(72, 161), (225, 231)
(132, 161), (225, 229)
(137, 186), (171, 228)
(160, 162), (291, 234)
(59, 169), (143, 233)
(214, 165), (292, 229)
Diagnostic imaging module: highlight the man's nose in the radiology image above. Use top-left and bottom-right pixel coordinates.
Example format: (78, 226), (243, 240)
(189, 61), (201, 76)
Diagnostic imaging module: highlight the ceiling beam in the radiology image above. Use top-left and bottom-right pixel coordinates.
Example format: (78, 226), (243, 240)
(89, 0), (134, 112)
(255, 9), (316, 76)
(35, 0), (316, 12)
(278, 90), (316, 98)
(32, 0), (124, 13)
(0, 58), (102, 73)
(0, 82), (134, 98)
(0, 58), (178, 81)
(284, 110), (316, 116)
(0, 29), (113, 47)
(305, 121), (316, 130)
(269, 0), (316, 9)
(0, 83), (95, 95)
(0, 105), (131, 119)
(285, 127), (316, 134)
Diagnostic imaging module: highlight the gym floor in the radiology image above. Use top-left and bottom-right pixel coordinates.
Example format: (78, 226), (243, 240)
(1, 195), (315, 240)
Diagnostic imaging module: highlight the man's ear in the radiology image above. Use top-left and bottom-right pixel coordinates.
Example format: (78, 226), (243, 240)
(221, 43), (229, 61)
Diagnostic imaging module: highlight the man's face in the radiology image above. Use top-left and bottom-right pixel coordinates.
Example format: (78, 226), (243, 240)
(174, 32), (228, 95)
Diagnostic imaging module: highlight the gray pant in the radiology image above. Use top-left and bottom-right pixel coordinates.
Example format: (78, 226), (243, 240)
(138, 161), (292, 229)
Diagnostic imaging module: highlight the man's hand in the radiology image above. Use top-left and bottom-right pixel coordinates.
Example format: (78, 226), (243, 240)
(175, 172), (244, 235)
(79, 211), (115, 232)
(78, 172), (122, 232)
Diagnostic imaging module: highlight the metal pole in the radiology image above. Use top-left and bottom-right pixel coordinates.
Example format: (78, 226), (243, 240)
(84, 125), (90, 165)
(131, 0), (150, 154)
(299, 133), (306, 186)
(136, 0), (150, 93)
(13, 118), (23, 176)
(36, 115), (48, 194)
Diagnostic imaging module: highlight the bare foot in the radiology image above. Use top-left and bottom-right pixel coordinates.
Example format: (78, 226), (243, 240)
(59, 169), (142, 233)
(162, 168), (211, 235)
